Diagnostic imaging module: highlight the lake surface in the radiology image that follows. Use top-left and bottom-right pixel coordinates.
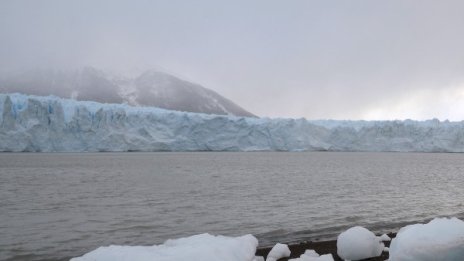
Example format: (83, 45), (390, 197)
(1, 152), (464, 261)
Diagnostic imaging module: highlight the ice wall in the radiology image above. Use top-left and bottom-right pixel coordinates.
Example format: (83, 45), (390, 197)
(1, 93), (464, 152)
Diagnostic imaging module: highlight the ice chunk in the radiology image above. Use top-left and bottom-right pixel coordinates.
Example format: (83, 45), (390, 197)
(302, 249), (320, 257)
(389, 217), (464, 261)
(336, 226), (384, 260)
(314, 255), (334, 261)
(254, 256), (265, 261)
(379, 233), (391, 241)
(266, 243), (291, 261)
(289, 249), (334, 261)
(71, 233), (258, 261)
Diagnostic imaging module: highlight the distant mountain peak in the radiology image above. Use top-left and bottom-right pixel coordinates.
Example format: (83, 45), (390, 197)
(0, 67), (256, 117)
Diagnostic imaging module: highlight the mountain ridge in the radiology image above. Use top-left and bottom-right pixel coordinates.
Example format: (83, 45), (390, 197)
(0, 67), (256, 117)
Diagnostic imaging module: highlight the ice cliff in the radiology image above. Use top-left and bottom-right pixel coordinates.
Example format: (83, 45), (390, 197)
(1, 93), (464, 152)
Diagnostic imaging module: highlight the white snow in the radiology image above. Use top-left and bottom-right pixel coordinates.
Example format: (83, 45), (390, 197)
(389, 217), (464, 261)
(2, 93), (464, 152)
(71, 233), (258, 261)
(289, 249), (334, 261)
(266, 243), (291, 261)
(336, 226), (384, 260)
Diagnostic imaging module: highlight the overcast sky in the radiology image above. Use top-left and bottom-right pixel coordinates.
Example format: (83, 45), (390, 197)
(1, 0), (464, 120)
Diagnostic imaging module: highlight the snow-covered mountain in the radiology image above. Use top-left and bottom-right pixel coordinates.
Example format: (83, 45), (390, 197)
(1, 93), (464, 152)
(0, 67), (255, 117)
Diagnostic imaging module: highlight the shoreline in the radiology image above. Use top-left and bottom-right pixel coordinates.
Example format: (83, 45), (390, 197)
(256, 232), (395, 261)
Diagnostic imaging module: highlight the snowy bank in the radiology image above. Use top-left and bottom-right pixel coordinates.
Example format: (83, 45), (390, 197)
(2, 93), (464, 152)
(71, 233), (258, 261)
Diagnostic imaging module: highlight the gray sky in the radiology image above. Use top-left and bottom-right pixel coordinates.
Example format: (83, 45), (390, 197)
(1, 0), (464, 120)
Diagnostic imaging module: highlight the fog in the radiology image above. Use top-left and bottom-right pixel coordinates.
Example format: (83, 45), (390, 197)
(1, 0), (464, 120)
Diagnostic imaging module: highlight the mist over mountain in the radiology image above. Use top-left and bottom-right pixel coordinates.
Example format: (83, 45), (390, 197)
(0, 67), (255, 117)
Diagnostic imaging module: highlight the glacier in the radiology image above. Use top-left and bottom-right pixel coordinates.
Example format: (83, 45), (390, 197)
(1, 93), (464, 152)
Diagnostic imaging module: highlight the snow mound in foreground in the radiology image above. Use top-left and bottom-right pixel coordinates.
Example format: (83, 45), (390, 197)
(389, 217), (464, 261)
(336, 226), (384, 260)
(70, 233), (258, 261)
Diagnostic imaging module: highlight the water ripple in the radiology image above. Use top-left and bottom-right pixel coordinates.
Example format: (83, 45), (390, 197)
(1, 152), (464, 260)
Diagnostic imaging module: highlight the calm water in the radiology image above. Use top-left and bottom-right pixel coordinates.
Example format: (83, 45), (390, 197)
(1, 152), (464, 260)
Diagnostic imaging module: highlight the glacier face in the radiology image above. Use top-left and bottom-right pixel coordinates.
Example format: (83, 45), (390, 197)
(1, 93), (464, 152)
